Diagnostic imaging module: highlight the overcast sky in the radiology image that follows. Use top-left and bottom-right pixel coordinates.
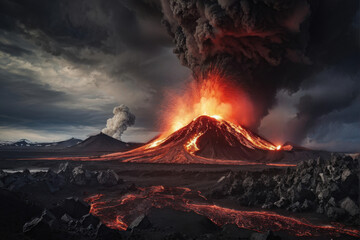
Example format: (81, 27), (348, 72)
(0, 0), (359, 152)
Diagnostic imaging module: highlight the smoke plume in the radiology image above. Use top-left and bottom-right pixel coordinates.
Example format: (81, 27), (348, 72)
(160, 0), (359, 140)
(102, 105), (135, 140)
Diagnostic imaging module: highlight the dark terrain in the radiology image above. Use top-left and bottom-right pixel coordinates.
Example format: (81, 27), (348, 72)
(0, 153), (359, 240)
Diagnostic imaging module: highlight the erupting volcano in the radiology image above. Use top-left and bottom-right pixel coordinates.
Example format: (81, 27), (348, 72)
(101, 74), (290, 164)
(102, 114), (287, 164)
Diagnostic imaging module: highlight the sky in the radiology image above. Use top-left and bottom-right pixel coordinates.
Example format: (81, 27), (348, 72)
(0, 0), (359, 152)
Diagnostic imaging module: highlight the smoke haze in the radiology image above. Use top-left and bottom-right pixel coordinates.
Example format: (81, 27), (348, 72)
(102, 105), (135, 140)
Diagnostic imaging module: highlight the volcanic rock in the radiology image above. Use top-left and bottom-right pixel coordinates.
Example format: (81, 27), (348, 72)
(57, 161), (72, 178)
(274, 197), (288, 208)
(72, 165), (91, 186)
(97, 169), (121, 186)
(0, 188), (41, 233)
(23, 216), (52, 238)
(41, 209), (58, 229)
(326, 207), (346, 221)
(44, 169), (66, 193)
(80, 213), (100, 228)
(59, 197), (90, 219)
(340, 197), (360, 216)
(96, 223), (123, 240)
(60, 213), (74, 223)
(128, 214), (152, 230)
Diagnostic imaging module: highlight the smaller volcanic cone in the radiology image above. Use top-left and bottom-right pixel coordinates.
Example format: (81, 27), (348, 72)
(102, 115), (283, 164)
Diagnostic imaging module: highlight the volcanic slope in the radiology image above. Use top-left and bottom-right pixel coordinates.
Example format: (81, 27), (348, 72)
(102, 115), (285, 164)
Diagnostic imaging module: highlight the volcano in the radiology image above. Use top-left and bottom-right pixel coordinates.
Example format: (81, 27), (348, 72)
(65, 132), (140, 153)
(101, 115), (285, 164)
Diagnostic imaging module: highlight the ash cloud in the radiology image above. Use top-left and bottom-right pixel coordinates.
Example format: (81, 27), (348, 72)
(102, 105), (136, 140)
(161, 0), (360, 143)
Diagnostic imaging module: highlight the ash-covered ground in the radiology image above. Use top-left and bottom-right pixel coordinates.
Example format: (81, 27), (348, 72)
(0, 154), (359, 240)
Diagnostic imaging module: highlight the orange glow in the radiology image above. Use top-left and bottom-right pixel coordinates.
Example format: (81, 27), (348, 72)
(160, 71), (256, 138)
(84, 186), (360, 237)
(185, 132), (204, 154)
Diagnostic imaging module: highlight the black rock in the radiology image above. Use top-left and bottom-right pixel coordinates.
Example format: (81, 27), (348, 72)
(340, 197), (360, 217)
(59, 197), (90, 219)
(23, 216), (52, 238)
(128, 214), (152, 230)
(326, 207), (346, 220)
(80, 213), (100, 228)
(0, 188), (41, 233)
(96, 223), (123, 240)
(60, 213), (74, 223)
(41, 209), (58, 229)
(49, 205), (66, 219)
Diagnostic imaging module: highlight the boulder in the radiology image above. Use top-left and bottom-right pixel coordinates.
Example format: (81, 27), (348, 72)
(242, 177), (254, 189)
(128, 214), (152, 230)
(274, 197), (288, 208)
(301, 199), (313, 211)
(57, 162), (72, 178)
(23, 216), (52, 238)
(80, 213), (100, 228)
(41, 209), (58, 229)
(44, 169), (66, 193)
(96, 223), (123, 240)
(340, 197), (360, 216)
(97, 170), (121, 186)
(72, 165), (91, 186)
(60, 213), (74, 223)
(59, 197), (90, 219)
(326, 207), (346, 220)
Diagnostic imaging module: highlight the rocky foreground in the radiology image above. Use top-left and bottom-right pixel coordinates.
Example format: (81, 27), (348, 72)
(210, 154), (360, 225)
(0, 154), (359, 240)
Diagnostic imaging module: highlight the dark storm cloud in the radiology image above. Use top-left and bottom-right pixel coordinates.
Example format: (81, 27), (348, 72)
(0, 42), (32, 56)
(0, 70), (110, 128)
(0, 0), (190, 141)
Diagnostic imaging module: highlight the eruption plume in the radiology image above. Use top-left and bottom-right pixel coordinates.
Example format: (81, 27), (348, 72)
(102, 105), (135, 140)
(161, 0), (311, 128)
(160, 0), (359, 144)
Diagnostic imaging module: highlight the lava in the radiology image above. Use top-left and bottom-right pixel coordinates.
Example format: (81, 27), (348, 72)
(84, 186), (360, 238)
(160, 72), (256, 138)
(184, 132), (204, 154)
(99, 115), (285, 164)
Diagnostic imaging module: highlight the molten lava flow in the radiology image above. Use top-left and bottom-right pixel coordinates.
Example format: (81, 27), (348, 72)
(184, 132), (204, 154)
(85, 186), (360, 237)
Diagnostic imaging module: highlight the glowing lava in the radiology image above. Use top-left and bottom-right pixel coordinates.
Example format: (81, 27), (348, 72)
(84, 186), (360, 238)
(99, 115), (286, 164)
(160, 72), (256, 138)
(185, 132), (204, 154)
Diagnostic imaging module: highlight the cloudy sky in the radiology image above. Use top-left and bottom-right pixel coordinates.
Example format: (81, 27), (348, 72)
(0, 0), (359, 152)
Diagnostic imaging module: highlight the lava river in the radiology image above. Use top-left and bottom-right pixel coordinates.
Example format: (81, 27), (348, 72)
(84, 186), (359, 238)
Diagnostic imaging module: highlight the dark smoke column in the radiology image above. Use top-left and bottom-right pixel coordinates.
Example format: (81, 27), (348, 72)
(161, 0), (312, 128)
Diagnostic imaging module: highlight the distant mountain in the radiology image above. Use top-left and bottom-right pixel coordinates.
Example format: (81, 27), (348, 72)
(65, 132), (141, 152)
(0, 138), (82, 150)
